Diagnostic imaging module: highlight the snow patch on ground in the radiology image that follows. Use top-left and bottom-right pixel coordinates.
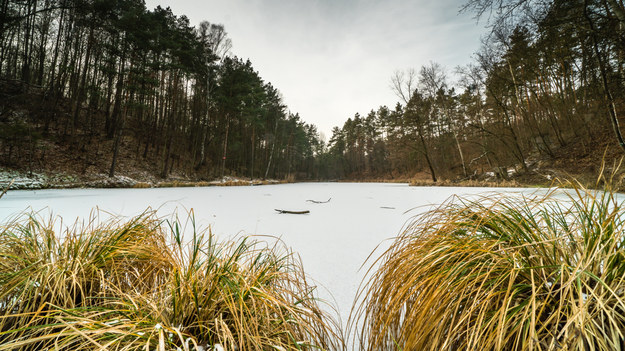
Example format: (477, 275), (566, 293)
(0, 170), (47, 190)
(0, 168), (282, 190)
(87, 174), (138, 188)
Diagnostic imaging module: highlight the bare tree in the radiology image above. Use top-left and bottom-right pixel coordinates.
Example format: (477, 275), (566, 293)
(391, 68), (439, 182)
(419, 62), (447, 97)
(419, 62), (470, 177)
(198, 21), (232, 61)
(390, 68), (417, 104)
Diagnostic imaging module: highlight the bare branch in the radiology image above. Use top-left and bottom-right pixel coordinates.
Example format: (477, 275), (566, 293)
(418, 62), (447, 98)
(390, 68), (417, 104)
(306, 198), (331, 204)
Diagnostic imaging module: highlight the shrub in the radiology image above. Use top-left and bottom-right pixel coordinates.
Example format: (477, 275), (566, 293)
(354, 185), (625, 350)
(0, 211), (342, 350)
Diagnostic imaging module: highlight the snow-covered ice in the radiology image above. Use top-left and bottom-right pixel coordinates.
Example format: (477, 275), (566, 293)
(0, 183), (536, 331)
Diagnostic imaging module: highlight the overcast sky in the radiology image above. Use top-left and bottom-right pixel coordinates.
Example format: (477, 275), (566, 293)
(144, 0), (488, 139)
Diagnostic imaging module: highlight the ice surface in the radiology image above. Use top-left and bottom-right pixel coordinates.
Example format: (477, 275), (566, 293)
(0, 183), (538, 333)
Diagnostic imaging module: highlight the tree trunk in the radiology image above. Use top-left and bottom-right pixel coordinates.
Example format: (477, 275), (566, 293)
(72, 17), (95, 134)
(417, 127), (437, 182)
(250, 126), (255, 179)
(585, 0), (625, 153)
(109, 107), (125, 178)
(264, 122), (278, 179)
(221, 119), (229, 177)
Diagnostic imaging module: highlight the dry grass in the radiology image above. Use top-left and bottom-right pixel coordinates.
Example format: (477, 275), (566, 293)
(0, 211), (343, 350)
(353, 177), (625, 350)
(219, 180), (253, 187)
(156, 180), (206, 188)
(153, 179), (287, 188)
(410, 178), (522, 188)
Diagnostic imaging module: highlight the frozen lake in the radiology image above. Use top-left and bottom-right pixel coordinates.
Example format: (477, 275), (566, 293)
(0, 183), (538, 331)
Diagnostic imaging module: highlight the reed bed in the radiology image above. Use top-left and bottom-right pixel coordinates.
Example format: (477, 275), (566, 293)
(152, 179), (285, 188)
(409, 178), (522, 188)
(353, 183), (625, 350)
(0, 211), (342, 350)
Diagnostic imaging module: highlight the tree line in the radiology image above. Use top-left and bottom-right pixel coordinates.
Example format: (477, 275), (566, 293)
(324, 0), (625, 181)
(1, 0), (624, 182)
(0, 0), (323, 179)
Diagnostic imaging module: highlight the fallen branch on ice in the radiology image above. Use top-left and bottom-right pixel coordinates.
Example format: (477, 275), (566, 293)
(275, 209), (310, 215)
(306, 198), (331, 204)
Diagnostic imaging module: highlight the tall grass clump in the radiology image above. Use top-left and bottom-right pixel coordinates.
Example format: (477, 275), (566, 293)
(354, 183), (625, 350)
(0, 211), (342, 350)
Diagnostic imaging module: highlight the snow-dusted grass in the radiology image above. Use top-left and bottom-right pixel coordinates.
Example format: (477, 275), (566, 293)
(0, 183), (539, 332)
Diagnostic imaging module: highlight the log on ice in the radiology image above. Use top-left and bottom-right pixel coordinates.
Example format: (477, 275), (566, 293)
(274, 209), (310, 214)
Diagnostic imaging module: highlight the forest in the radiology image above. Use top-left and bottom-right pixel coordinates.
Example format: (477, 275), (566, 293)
(1, 0), (323, 181)
(324, 0), (625, 181)
(1, 0), (624, 183)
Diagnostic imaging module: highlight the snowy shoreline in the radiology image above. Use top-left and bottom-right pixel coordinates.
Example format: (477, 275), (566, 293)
(0, 169), (285, 190)
(0, 167), (552, 192)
